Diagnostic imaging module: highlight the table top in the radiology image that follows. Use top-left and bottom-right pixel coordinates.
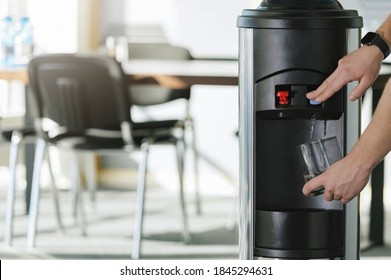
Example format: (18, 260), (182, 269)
(123, 59), (238, 77)
(123, 59), (238, 89)
(0, 59), (239, 89)
(0, 67), (28, 84)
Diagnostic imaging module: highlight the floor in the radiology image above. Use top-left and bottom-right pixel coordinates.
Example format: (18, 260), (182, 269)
(0, 169), (239, 260)
(0, 169), (390, 260)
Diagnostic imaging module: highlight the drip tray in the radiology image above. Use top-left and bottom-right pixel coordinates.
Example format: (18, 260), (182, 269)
(254, 209), (344, 259)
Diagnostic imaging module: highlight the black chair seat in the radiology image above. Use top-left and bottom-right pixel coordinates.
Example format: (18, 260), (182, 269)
(47, 119), (184, 150)
(133, 119), (181, 130)
(48, 135), (125, 150)
(132, 119), (184, 145)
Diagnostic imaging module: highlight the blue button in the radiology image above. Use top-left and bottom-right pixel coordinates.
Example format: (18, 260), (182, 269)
(310, 99), (321, 105)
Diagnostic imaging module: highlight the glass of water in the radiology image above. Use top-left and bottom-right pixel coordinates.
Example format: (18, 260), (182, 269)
(297, 136), (342, 196)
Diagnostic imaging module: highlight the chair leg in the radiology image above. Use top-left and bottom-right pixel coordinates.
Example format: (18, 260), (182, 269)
(70, 168), (78, 221)
(84, 152), (97, 208)
(70, 152), (86, 224)
(188, 119), (202, 215)
(176, 138), (191, 244)
(46, 148), (65, 233)
(27, 138), (46, 248)
(4, 131), (22, 246)
(131, 141), (149, 260)
(71, 153), (87, 236)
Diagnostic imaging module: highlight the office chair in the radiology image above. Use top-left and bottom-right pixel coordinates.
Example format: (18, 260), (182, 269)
(26, 53), (190, 259)
(127, 43), (201, 214)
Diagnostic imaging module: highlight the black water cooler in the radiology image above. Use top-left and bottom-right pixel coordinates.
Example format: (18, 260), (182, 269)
(238, 0), (363, 259)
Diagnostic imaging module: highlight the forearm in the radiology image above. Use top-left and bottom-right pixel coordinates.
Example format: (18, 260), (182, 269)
(377, 13), (391, 47)
(303, 14), (391, 203)
(348, 78), (391, 171)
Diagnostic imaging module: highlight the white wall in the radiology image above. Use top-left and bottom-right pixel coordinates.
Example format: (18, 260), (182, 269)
(123, 0), (257, 58)
(339, 0), (391, 33)
(1, 0), (103, 53)
(27, 0), (78, 53)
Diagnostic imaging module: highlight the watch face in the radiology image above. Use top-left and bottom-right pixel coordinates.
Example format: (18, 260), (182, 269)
(361, 32), (378, 45)
(361, 32), (391, 60)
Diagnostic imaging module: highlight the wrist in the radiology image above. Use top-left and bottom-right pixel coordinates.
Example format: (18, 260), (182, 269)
(375, 13), (391, 57)
(347, 147), (376, 174)
(362, 44), (385, 62)
(345, 157), (373, 182)
(378, 35), (391, 51)
(377, 29), (391, 50)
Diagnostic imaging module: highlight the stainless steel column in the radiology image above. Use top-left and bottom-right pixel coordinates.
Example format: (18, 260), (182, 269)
(238, 27), (254, 260)
(344, 28), (361, 260)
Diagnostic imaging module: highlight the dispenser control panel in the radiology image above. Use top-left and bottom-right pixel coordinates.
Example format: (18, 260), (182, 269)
(275, 85), (321, 108)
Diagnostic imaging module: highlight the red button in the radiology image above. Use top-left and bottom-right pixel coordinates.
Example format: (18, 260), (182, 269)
(277, 90), (289, 105)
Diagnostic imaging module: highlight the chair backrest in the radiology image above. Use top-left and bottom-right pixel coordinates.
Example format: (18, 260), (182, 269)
(28, 54), (132, 139)
(127, 43), (192, 106)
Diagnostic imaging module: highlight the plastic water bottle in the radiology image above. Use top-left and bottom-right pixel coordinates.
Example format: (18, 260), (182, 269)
(0, 16), (15, 68)
(13, 17), (34, 66)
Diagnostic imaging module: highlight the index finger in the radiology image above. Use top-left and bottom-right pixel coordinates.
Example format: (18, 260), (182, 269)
(306, 70), (352, 102)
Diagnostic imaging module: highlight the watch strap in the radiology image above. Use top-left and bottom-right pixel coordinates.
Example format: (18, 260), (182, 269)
(361, 32), (390, 60)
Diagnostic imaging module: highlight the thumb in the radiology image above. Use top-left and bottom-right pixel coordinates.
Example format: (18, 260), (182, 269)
(302, 174), (324, 196)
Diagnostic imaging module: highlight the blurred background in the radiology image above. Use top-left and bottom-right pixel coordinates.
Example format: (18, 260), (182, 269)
(0, 0), (391, 259)
(0, 0), (250, 205)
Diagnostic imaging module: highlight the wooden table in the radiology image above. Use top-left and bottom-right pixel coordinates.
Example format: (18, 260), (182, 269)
(0, 68), (28, 84)
(0, 59), (239, 88)
(123, 59), (238, 88)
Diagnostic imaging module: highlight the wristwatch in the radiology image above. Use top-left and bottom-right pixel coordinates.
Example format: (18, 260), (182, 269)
(361, 32), (390, 60)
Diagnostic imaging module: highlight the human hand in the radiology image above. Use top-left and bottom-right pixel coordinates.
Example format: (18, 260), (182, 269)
(302, 154), (371, 204)
(307, 45), (383, 103)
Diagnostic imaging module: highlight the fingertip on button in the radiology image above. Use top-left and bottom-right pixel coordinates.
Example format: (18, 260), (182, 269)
(309, 99), (322, 105)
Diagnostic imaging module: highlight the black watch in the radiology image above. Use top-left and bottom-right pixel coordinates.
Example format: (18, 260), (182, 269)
(361, 32), (390, 60)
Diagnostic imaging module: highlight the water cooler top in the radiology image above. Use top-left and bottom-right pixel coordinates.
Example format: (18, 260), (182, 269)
(259, 0), (342, 10)
(237, 0), (363, 29)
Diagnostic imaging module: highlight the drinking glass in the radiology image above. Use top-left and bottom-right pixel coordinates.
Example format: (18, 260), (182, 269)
(297, 136), (342, 196)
